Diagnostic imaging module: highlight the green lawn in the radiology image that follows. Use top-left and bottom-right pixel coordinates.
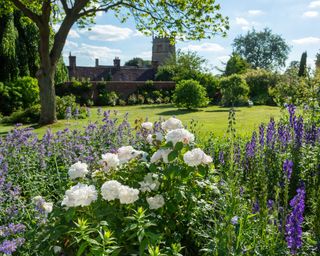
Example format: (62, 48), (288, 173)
(0, 104), (282, 138)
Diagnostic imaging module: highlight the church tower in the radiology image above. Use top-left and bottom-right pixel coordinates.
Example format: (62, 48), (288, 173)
(151, 37), (175, 67)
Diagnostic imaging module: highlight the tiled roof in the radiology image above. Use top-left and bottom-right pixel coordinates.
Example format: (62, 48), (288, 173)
(68, 66), (156, 81)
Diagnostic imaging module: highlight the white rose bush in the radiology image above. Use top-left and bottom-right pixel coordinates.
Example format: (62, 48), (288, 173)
(35, 117), (217, 255)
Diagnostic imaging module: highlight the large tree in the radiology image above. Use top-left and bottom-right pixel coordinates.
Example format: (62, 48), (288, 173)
(0, 0), (229, 124)
(233, 28), (290, 71)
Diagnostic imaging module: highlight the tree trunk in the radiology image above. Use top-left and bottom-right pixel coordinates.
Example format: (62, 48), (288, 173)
(38, 67), (57, 124)
(37, 21), (57, 125)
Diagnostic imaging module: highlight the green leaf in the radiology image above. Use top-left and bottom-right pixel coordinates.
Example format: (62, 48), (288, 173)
(77, 242), (89, 256)
(174, 141), (184, 151)
(168, 150), (178, 162)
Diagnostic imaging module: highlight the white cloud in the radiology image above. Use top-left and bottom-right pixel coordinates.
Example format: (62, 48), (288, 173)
(139, 51), (152, 59)
(308, 0), (320, 8)
(64, 43), (122, 60)
(292, 37), (320, 45)
(235, 17), (252, 30)
(303, 11), (319, 17)
(65, 40), (78, 48)
(182, 43), (224, 52)
(68, 29), (80, 38)
(248, 10), (264, 16)
(236, 17), (250, 26)
(80, 25), (140, 42)
(217, 55), (230, 62)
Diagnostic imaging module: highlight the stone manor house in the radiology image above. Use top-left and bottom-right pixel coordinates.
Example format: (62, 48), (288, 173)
(68, 37), (175, 81)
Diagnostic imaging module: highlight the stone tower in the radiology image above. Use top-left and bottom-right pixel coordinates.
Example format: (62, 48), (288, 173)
(152, 37), (175, 67)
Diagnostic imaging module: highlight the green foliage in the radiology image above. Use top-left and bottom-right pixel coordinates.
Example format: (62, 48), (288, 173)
(155, 50), (208, 82)
(220, 74), (250, 106)
(56, 95), (77, 119)
(233, 28), (290, 70)
(269, 70), (318, 107)
(55, 57), (69, 84)
(125, 57), (151, 68)
(224, 53), (250, 76)
(56, 80), (93, 105)
(244, 69), (278, 105)
(173, 79), (209, 109)
(0, 76), (39, 115)
(0, 11), (39, 82)
(1, 104), (40, 124)
(298, 51), (307, 77)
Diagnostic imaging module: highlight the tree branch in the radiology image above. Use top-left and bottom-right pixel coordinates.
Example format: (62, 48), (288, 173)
(61, 0), (70, 14)
(10, 0), (41, 25)
(76, 0), (123, 18)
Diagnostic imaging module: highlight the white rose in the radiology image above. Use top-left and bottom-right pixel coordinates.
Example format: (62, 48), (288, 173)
(101, 153), (120, 171)
(141, 122), (153, 130)
(42, 202), (53, 213)
(68, 161), (89, 180)
(183, 148), (213, 167)
(101, 180), (122, 201)
(161, 117), (183, 131)
(146, 195), (165, 209)
(147, 132), (163, 144)
(117, 146), (136, 163)
(118, 186), (139, 204)
(53, 246), (62, 254)
(117, 146), (147, 164)
(150, 149), (171, 163)
(139, 173), (160, 192)
(61, 183), (97, 208)
(32, 196), (44, 204)
(165, 128), (195, 146)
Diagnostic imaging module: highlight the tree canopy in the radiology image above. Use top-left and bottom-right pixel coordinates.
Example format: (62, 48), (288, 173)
(233, 28), (290, 70)
(224, 53), (250, 76)
(125, 57), (151, 68)
(0, 0), (229, 124)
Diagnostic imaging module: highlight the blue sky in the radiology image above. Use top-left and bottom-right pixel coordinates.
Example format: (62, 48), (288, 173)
(61, 0), (320, 73)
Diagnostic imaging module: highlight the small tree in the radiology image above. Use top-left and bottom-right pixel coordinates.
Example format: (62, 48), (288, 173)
(173, 79), (209, 109)
(220, 74), (249, 106)
(298, 51), (307, 77)
(224, 53), (250, 76)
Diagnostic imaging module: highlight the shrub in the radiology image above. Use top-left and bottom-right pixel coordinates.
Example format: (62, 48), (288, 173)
(146, 97), (154, 104)
(128, 94), (138, 105)
(56, 95), (78, 119)
(118, 99), (126, 106)
(220, 74), (250, 106)
(224, 53), (250, 76)
(0, 76), (39, 115)
(137, 94), (145, 104)
(1, 104), (40, 124)
(106, 91), (119, 106)
(173, 79), (209, 109)
(56, 80), (93, 105)
(244, 69), (278, 105)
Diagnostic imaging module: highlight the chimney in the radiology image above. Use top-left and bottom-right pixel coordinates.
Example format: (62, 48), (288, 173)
(69, 52), (76, 69)
(113, 57), (120, 69)
(95, 58), (99, 67)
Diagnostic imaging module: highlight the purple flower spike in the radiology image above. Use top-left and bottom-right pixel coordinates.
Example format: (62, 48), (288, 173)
(285, 187), (305, 254)
(283, 160), (293, 180)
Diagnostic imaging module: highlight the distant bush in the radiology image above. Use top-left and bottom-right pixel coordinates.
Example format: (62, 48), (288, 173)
(56, 95), (78, 119)
(106, 91), (119, 106)
(244, 69), (278, 105)
(220, 74), (250, 106)
(0, 76), (39, 115)
(1, 104), (40, 124)
(173, 79), (209, 109)
(56, 80), (93, 105)
(137, 94), (145, 104)
(118, 99), (126, 106)
(128, 94), (138, 105)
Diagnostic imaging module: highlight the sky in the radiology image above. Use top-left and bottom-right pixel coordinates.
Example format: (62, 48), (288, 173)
(61, 0), (320, 73)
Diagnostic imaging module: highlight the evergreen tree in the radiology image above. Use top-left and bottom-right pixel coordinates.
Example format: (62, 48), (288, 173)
(298, 51), (307, 77)
(224, 53), (250, 76)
